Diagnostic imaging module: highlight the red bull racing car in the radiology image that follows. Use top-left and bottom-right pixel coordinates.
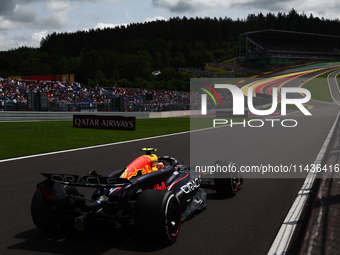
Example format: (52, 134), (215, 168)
(31, 148), (242, 245)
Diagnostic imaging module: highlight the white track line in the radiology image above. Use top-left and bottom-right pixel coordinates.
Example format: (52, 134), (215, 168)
(327, 69), (340, 103)
(267, 73), (340, 254)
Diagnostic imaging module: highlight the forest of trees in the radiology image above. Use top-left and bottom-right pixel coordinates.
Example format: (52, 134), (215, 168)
(1, 9), (340, 90)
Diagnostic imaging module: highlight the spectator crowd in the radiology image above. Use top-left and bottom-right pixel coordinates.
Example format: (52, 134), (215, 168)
(206, 62), (256, 73)
(101, 85), (191, 111)
(178, 67), (218, 77)
(0, 77), (238, 112)
(0, 78), (193, 112)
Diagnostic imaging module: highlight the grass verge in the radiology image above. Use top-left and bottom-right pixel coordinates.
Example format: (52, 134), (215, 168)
(0, 118), (190, 160)
(303, 69), (339, 102)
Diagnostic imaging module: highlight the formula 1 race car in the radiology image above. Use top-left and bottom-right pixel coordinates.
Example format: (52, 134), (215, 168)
(31, 148), (243, 245)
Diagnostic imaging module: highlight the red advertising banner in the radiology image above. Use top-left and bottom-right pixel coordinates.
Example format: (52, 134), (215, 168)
(73, 115), (136, 130)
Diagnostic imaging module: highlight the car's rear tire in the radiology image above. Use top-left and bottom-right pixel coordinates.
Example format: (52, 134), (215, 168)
(31, 186), (80, 232)
(214, 160), (237, 198)
(135, 190), (181, 245)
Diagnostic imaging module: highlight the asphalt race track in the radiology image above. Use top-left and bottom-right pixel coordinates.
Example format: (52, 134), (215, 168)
(1, 66), (340, 255)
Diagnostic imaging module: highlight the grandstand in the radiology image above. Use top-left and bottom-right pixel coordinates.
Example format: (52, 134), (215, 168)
(0, 78), (190, 112)
(239, 29), (340, 64)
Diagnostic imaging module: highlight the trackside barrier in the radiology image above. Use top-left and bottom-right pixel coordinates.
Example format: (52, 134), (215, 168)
(0, 111), (201, 121)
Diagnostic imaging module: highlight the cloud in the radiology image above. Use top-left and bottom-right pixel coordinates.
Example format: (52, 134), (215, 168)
(144, 16), (167, 22)
(6, 5), (38, 23)
(45, 1), (71, 12)
(0, 17), (18, 30)
(93, 22), (128, 29)
(0, 0), (78, 50)
(150, 0), (297, 13)
(0, 0), (17, 15)
(151, 0), (340, 19)
(151, 0), (232, 13)
(0, 0), (74, 31)
(38, 4), (72, 29)
(32, 30), (48, 42)
(11, 30), (48, 48)
(0, 34), (18, 51)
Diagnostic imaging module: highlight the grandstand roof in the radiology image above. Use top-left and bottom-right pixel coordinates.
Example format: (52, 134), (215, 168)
(240, 29), (340, 42)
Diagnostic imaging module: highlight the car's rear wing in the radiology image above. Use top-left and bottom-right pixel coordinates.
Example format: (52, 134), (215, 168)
(41, 173), (135, 188)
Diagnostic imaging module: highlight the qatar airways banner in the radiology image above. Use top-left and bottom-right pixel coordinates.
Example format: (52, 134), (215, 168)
(73, 115), (136, 130)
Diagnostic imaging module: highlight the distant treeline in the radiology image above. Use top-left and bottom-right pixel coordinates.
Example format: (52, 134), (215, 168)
(1, 9), (340, 90)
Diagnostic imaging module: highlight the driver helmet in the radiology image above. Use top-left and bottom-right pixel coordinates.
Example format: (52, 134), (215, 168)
(156, 162), (164, 169)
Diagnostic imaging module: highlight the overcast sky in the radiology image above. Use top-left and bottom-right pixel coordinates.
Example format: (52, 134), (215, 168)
(0, 0), (339, 52)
